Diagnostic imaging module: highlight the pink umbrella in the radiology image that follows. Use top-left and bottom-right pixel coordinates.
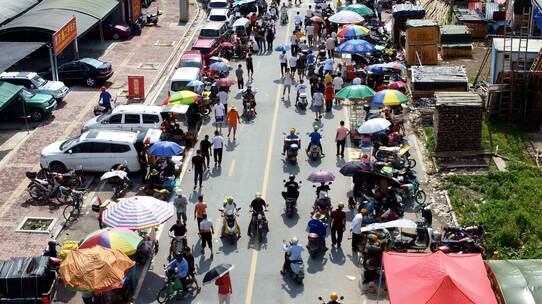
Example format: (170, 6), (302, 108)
(389, 81), (407, 90)
(216, 78), (236, 87)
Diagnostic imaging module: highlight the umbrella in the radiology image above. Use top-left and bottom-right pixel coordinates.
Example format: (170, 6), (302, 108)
(232, 17), (250, 26)
(344, 4), (374, 16)
(79, 228), (142, 256)
(329, 10), (364, 24)
(60, 246), (135, 293)
(102, 196), (174, 229)
(336, 39), (375, 54)
(366, 64), (387, 75)
(381, 62), (407, 71)
(337, 25), (370, 38)
(357, 118), (391, 134)
(215, 78), (236, 87)
(310, 16), (324, 22)
(209, 56), (228, 63)
(307, 170), (336, 183)
(360, 219), (418, 232)
(371, 89), (409, 106)
(203, 263), (235, 284)
(389, 81), (407, 90)
(210, 62), (230, 73)
(335, 85), (375, 100)
(163, 90), (200, 105)
(275, 44), (291, 52)
(233, 0), (256, 6)
(100, 170), (128, 181)
(149, 141), (184, 157)
(221, 41), (234, 47)
(187, 80), (204, 87)
(339, 161), (371, 176)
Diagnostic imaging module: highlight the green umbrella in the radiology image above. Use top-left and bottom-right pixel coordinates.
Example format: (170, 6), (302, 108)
(335, 85), (376, 100)
(344, 4), (374, 17)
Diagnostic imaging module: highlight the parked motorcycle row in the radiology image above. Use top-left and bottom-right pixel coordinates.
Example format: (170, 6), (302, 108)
(25, 168), (86, 205)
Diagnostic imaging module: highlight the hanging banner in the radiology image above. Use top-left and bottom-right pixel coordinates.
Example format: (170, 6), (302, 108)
(132, 0), (142, 22)
(53, 17), (77, 56)
(128, 76), (145, 99)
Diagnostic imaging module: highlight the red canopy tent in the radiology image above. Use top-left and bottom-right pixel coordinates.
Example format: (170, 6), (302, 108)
(382, 251), (497, 304)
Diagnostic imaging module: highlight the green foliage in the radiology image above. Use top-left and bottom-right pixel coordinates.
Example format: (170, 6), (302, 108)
(482, 122), (534, 164)
(423, 127), (435, 155)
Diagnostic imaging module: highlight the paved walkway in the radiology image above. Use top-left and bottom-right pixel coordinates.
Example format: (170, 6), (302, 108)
(0, 0), (200, 259)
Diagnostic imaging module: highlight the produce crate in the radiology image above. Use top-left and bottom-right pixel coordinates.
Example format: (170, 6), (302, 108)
(406, 44), (439, 65)
(440, 25), (472, 44)
(406, 19), (440, 45)
(441, 44), (472, 58)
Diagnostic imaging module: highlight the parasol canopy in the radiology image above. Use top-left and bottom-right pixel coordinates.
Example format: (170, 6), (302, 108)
(371, 89), (409, 106)
(389, 81), (407, 90)
(360, 219), (417, 232)
(232, 17), (250, 26)
(209, 62), (230, 73)
(275, 44), (291, 52)
(310, 15), (324, 22)
(203, 263), (235, 284)
(335, 84), (375, 100)
(336, 39), (375, 54)
(337, 25), (370, 38)
(216, 78), (236, 87)
(329, 10), (364, 24)
(149, 141), (184, 157)
(100, 170), (128, 181)
(357, 118), (391, 134)
(79, 228), (142, 256)
(339, 161), (371, 176)
(102, 196), (174, 229)
(307, 170), (336, 183)
(163, 90), (200, 105)
(186, 80), (204, 87)
(60, 246), (135, 293)
(344, 4), (374, 16)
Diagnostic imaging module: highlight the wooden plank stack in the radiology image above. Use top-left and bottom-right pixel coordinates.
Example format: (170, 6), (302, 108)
(405, 19), (440, 65)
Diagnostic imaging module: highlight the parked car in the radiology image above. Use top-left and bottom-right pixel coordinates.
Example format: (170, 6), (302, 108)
(191, 38), (222, 63)
(169, 67), (201, 94)
(40, 129), (162, 173)
(208, 0), (228, 10)
(198, 21), (230, 42)
(83, 105), (169, 133)
(0, 72), (69, 101)
(40, 58), (113, 87)
(0, 81), (56, 122)
(178, 50), (204, 71)
(102, 23), (131, 40)
(208, 8), (233, 24)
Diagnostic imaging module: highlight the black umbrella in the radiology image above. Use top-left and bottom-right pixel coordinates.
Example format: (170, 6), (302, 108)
(339, 161), (371, 177)
(203, 263), (234, 284)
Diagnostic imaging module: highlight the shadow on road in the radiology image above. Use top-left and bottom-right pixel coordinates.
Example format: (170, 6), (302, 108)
(281, 160), (300, 175)
(306, 254), (328, 274)
(280, 277), (305, 298)
(210, 166), (222, 177)
(328, 247), (346, 265)
(281, 212), (299, 227)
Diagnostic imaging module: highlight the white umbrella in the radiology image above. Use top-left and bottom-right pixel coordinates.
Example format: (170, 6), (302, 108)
(100, 170), (128, 181)
(328, 10), (364, 24)
(357, 118), (391, 134)
(360, 219), (417, 232)
(233, 17), (250, 27)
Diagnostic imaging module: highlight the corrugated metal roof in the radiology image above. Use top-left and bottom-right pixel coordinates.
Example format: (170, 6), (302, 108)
(0, 0), (39, 25)
(486, 260), (542, 304)
(0, 41), (44, 72)
(435, 92), (483, 107)
(33, 0), (118, 20)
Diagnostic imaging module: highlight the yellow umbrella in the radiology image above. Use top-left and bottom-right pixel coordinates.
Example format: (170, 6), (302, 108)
(163, 90), (200, 105)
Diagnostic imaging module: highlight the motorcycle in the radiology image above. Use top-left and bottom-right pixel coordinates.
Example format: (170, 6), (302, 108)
(282, 179), (300, 217)
(283, 135), (301, 164)
(242, 90), (256, 120)
(219, 207), (241, 244)
(249, 211), (268, 240)
(282, 241), (305, 284)
(168, 235), (187, 261)
(307, 144), (322, 160)
(432, 237), (485, 256)
(296, 92), (308, 110)
(307, 232), (324, 257)
(93, 95), (117, 116)
(392, 218), (439, 252)
(100, 168), (131, 199)
(443, 224), (485, 241)
(156, 267), (197, 303)
(375, 145), (416, 169)
(145, 8), (162, 26)
(312, 183), (332, 220)
(26, 171), (72, 203)
(394, 169), (426, 206)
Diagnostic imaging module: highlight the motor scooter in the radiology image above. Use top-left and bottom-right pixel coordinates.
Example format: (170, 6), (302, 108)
(307, 144), (322, 160)
(307, 233), (324, 257)
(282, 179), (300, 217)
(282, 241), (305, 284)
(318, 295), (344, 303)
(296, 92), (308, 110)
(249, 211), (268, 240)
(157, 267), (197, 303)
(26, 171), (72, 203)
(283, 135), (301, 164)
(145, 8), (162, 26)
(392, 218), (438, 252)
(219, 207), (241, 244)
(168, 235), (187, 261)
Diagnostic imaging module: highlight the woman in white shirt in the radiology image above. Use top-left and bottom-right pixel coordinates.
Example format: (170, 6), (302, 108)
(282, 68), (293, 100)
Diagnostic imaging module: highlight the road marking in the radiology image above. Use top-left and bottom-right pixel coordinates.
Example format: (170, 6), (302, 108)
(228, 159), (236, 177)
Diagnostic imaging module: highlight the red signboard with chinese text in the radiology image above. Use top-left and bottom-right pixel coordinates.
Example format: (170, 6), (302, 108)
(132, 0), (142, 22)
(128, 76), (145, 99)
(53, 17), (77, 56)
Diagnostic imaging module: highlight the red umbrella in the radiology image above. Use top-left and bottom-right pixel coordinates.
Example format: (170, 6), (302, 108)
(216, 78), (236, 87)
(389, 81), (407, 90)
(221, 42), (234, 47)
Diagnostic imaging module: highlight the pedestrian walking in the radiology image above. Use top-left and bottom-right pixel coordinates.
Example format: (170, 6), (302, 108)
(216, 272), (232, 304)
(194, 195), (207, 231)
(200, 135), (212, 168)
(217, 89), (229, 113)
(174, 188), (188, 223)
(312, 90), (324, 120)
(297, 52), (306, 81)
(290, 31), (298, 56)
(199, 213), (214, 258)
(288, 55), (298, 77)
(335, 120), (350, 158)
(246, 53), (254, 79)
(324, 82), (334, 112)
(235, 64), (244, 90)
(266, 27), (275, 52)
(351, 209), (363, 253)
(191, 150), (206, 189)
(212, 130), (224, 166)
(282, 68), (293, 99)
(325, 35), (335, 58)
(279, 51), (288, 77)
(376, 0), (383, 21)
(313, 22), (320, 44)
(332, 74), (344, 104)
(259, 27), (267, 53)
(226, 106), (240, 140)
(305, 23), (314, 47)
(214, 102), (225, 132)
(330, 203), (346, 247)
(98, 86), (113, 112)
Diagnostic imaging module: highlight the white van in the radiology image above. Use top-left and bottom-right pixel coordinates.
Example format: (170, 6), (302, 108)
(40, 129), (163, 173)
(169, 67), (201, 94)
(199, 22), (229, 40)
(207, 0), (228, 10)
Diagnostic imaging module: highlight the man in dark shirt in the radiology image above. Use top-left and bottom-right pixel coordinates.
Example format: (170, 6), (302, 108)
(183, 247), (200, 290)
(248, 193), (268, 236)
(330, 203), (346, 247)
(169, 219), (187, 237)
(199, 135), (212, 168)
(191, 150), (206, 190)
(282, 175), (300, 200)
(99, 86), (112, 112)
(169, 219), (187, 259)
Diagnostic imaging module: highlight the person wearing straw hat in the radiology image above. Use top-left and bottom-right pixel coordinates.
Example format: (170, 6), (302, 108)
(307, 212), (329, 250)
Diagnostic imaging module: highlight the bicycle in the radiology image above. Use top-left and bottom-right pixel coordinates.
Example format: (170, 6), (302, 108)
(63, 189), (86, 224)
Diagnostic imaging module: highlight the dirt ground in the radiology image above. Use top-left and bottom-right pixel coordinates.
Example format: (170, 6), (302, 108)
(440, 41), (491, 81)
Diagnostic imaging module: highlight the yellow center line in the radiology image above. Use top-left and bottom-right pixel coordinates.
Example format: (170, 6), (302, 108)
(244, 16), (293, 304)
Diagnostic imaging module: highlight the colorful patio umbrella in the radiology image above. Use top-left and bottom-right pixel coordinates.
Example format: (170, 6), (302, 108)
(336, 39), (375, 54)
(102, 196), (174, 230)
(371, 89), (409, 106)
(381, 62), (407, 71)
(335, 85), (376, 100)
(329, 10), (364, 24)
(79, 228), (142, 256)
(344, 4), (374, 16)
(163, 90), (200, 105)
(148, 141), (184, 157)
(310, 16), (324, 23)
(60, 246), (135, 293)
(337, 25), (370, 38)
(216, 78), (236, 87)
(307, 170), (336, 183)
(389, 81), (407, 90)
(366, 64), (387, 75)
(209, 62), (230, 73)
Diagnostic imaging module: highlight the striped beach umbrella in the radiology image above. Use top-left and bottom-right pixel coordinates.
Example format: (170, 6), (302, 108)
(79, 228), (142, 256)
(344, 4), (374, 16)
(371, 89), (409, 106)
(337, 25), (370, 39)
(102, 196), (174, 230)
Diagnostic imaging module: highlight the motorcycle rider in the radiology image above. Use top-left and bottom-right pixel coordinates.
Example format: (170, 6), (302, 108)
(166, 254), (189, 292)
(295, 79), (307, 106)
(281, 237), (304, 275)
(168, 219), (187, 260)
(306, 126), (325, 155)
(242, 84), (257, 115)
(307, 212), (328, 250)
(282, 174), (300, 200)
(282, 128), (300, 155)
(326, 292), (343, 304)
(221, 196), (241, 238)
(248, 193), (269, 236)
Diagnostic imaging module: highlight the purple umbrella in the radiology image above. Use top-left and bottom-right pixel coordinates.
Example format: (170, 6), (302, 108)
(307, 170), (336, 183)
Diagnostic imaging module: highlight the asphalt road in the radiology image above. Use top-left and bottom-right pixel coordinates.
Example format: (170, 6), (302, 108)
(137, 5), (393, 304)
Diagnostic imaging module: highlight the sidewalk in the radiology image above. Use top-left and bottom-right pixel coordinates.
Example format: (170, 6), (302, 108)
(0, 0), (201, 260)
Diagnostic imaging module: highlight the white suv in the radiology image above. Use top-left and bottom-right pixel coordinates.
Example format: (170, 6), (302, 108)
(82, 105), (172, 133)
(0, 72), (69, 101)
(40, 129), (162, 173)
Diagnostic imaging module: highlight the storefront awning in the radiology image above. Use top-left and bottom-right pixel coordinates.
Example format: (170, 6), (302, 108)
(0, 41), (45, 72)
(0, 0), (40, 25)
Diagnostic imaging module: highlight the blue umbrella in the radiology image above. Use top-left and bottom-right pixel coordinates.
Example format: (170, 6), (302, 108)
(209, 62), (230, 72)
(149, 141), (184, 157)
(335, 39), (375, 55)
(275, 44), (291, 52)
(366, 64), (386, 75)
(187, 80), (204, 87)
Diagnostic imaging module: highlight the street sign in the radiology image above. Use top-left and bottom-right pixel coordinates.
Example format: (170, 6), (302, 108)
(132, 0), (142, 22)
(128, 76), (145, 99)
(53, 17), (77, 56)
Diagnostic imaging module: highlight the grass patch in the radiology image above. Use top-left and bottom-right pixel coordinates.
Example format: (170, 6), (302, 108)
(446, 123), (542, 259)
(423, 127), (435, 155)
